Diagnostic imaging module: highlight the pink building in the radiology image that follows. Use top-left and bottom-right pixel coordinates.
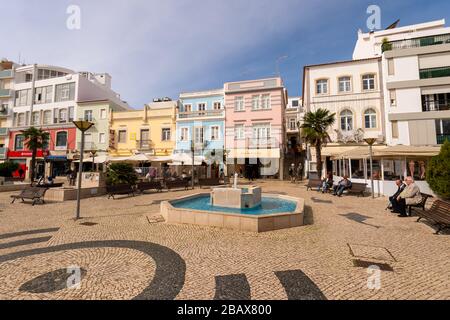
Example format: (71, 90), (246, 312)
(224, 77), (288, 179)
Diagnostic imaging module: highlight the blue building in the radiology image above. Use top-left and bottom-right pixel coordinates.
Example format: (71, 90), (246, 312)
(173, 88), (225, 177)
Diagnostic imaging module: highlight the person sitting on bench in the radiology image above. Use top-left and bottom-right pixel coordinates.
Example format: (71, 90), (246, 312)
(318, 172), (334, 193)
(388, 179), (406, 211)
(332, 176), (352, 197)
(392, 176), (421, 217)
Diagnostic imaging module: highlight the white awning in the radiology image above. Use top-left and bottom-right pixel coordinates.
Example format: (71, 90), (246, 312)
(227, 148), (280, 159)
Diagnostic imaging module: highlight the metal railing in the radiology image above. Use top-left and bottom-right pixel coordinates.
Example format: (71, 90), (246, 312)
(247, 137), (279, 148)
(383, 33), (450, 52)
(420, 67), (450, 79)
(422, 101), (450, 112)
(177, 109), (224, 119)
(437, 134), (450, 144)
(136, 140), (154, 151)
(0, 88), (11, 97)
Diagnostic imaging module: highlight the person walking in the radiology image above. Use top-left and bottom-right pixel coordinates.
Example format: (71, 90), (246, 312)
(289, 164), (295, 183)
(296, 163), (303, 182)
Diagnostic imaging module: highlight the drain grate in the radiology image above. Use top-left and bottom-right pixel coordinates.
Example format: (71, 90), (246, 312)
(353, 259), (394, 272)
(80, 222), (98, 227)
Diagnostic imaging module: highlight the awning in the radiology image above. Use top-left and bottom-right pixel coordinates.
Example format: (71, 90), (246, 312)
(373, 145), (441, 157)
(331, 146), (388, 160)
(73, 155), (109, 164)
(227, 148), (280, 159)
(148, 156), (172, 162)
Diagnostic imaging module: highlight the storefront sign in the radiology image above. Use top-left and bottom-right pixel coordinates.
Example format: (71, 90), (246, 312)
(7, 150), (49, 158)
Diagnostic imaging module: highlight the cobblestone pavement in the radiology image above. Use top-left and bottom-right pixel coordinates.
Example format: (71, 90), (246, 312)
(0, 180), (448, 300)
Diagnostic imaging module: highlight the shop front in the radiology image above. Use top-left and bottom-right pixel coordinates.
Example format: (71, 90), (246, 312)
(7, 150), (49, 180)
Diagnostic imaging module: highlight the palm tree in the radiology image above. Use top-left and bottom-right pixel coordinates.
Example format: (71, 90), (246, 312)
(299, 109), (336, 176)
(21, 127), (50, 184)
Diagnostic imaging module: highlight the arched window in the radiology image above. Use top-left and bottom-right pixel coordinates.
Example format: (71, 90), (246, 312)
(340, 110), (353, 131)
(364, 108), (377, 129)
(56, 131), (68, 149)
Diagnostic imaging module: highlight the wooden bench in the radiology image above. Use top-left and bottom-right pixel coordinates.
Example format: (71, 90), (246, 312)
(416, 199), (450, 235)
(407, 193), (432, 216)
(306, 179), (322, 191)
(198, 178), (221, 188)
(106, 184), (135, 199)
(346, 183), (367, 197)
(10, 187), (48, 206)
(137, 181), (163, 194)
(165, 179), (190, 191)
(35, 183), (64, 188)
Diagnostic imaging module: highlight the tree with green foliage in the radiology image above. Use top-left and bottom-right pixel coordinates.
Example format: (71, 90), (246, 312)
(106, 162), (138, 186)
(426, 140), (450, 200)
(0, 161), (20, 178)
(21, 127), (50, 183)
(299, 109), (336, 176)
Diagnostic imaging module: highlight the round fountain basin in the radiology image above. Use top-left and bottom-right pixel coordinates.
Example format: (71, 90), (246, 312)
(160, 193), (305, 233)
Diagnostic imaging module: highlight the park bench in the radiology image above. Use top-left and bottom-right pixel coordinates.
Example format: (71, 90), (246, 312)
(106, 184), (136, 199)
(416, 199), (450, 235)
(346, 183), (367, 197)
(306, 179), (322, 191)
(407, 193), (433, 216)
(165, 179), (190, 191)
(198, 178), (221, 188)
(10, 187), (48, 206)
(137, 181), (163, 194)
(35, 183), (64, 188)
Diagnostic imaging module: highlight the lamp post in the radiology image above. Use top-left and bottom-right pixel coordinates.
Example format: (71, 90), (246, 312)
(364, 138), (377, 199)
(73, 120), (94, 220)
(190, 140), (195, 189)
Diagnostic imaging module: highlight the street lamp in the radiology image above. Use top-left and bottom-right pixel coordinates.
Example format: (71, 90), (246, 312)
(364, 138), (377, 199)
(73, 120), (94, 220)
(190, 140), (195, 190)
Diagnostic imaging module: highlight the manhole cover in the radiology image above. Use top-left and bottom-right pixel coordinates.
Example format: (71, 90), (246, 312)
(348, 244), (396, 262)
(80, 222), (98, 227)
(19, 268), (87, 293)
(353, 259), (394, 272)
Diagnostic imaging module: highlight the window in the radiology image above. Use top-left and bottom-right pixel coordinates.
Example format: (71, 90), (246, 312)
(55, 82), (75, 102)
(68, 106), (74, 122)
(15, 89), (31, 107)
(316, 79), (328, 95)
(362, 74), (376, 91)
(194, 127), (204, 143)
(118, 130), (127, 143)
(338, 77), (351, 92)
(100, 109), (107, 119)
(390, 90), (397, 107)
(234, 97), (244, 111)
(364, 108), (377, 129)
(59, 109), (67, 123)
(15, 135), (25, 150)
(34, 86), (53, 104)
(252, 123), (271, 139)
(84, 110), (93, 122)
(43, 110), (52, 124)
(252, 95), (260, 110)
(161, 128), (171, 141)
(435, 119), (450, 144)
(32, 112), (40, 125)
(55, 131), (68, 149)
(198, 103), (206, 116)
(291, 100), (299, 107)
(340, 110), (353, 131)
(391, 121), (399, 139)
(180, 128), (189, 141)
(99, 133), (106, 144)
(261, 94), (271, 109)
(289, 118), (297, 130)
(210, 126), (219, 140)
(388, 59), (395, 76)
(235, 124), (245, 140)
(25, 73), (33, 82)
(213, 102), (222, 110)
(17, 113), (26, 126)
(184, 104), (192, 112)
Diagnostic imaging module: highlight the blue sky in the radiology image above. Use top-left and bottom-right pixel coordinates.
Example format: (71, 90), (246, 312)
(2, 0), (450, 107)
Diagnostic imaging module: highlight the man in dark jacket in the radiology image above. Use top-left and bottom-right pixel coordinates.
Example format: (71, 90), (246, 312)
(389, 179), (406, 212)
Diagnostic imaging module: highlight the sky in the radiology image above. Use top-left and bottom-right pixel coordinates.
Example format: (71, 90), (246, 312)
(2, 0), (450, 108)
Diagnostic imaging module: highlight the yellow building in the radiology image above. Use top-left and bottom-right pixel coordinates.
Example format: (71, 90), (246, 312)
(109, 101), (177, 158)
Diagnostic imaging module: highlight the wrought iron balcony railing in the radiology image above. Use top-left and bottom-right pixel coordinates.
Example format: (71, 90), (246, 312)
(177, 109), (224, 119)
(136, 140), (154, 151)
(382, 33), (450, 52)
(420, 67), (450, 79)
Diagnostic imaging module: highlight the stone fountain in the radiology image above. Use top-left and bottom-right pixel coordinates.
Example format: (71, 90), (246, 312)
(211, 174), (262, 209)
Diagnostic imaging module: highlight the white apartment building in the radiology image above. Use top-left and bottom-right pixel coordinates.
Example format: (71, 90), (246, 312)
(284, 97), (304, 174)
(5, 62), (130, 179)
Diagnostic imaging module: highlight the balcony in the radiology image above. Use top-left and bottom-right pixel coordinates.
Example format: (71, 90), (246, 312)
(0, 128), (8, 136)
(0, 147), (7, 160)
(247, 137), (279, 149)
(437, 134), (450, 144)
(177, 109), (224, 120)
(0, 88), (12, 98)
(420, 67), (450, 79)
(383, 33), (450, 52)
(422, 97), (450, 112)
(77, 142), (98, 151)
(0, 69), (13, 79)
(136, 140), (154, 151)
